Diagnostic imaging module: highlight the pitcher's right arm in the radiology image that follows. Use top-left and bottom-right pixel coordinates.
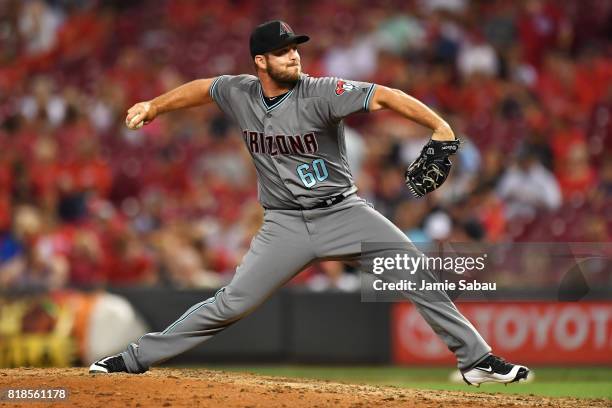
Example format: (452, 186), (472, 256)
(125, 77), (218, 129)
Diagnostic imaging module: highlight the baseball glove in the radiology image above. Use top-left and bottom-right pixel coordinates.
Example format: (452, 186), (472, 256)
(405, 139), (460, 197)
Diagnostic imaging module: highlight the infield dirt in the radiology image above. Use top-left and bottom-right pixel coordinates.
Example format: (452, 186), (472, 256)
(0, 368), (609, 407)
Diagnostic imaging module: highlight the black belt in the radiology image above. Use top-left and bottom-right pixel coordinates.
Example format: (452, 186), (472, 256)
(264, 193), (352, 211)
(309, 193), (350, 210)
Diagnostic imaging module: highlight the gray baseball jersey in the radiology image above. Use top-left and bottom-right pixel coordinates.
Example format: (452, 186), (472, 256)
(210, 74), (375, 209)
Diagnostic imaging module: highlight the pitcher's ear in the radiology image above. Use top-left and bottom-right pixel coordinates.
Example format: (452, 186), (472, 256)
(254, 55), (266, 70)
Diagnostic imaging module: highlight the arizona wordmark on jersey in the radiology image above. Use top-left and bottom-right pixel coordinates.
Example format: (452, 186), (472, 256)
(242, 131), (318, 156)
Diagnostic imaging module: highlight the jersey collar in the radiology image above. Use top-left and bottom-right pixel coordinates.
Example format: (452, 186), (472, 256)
(259, 85), (294, 112)
(258, 74), (305, 113)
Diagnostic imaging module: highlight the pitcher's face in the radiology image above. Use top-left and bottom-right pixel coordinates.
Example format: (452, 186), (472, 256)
(264, 43), (301, 85)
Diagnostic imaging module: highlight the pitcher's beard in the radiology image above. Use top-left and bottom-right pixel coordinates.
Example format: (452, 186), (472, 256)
(267, 65), (300, 87)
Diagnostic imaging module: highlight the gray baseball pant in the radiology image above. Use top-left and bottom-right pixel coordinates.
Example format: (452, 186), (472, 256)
(121, 195), (491, 373)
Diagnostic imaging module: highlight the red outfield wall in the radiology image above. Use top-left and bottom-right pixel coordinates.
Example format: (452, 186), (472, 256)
(392, 302), (612, 365)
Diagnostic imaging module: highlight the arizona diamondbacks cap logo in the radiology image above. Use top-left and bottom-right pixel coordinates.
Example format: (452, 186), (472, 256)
(280, 22), (293, 36)
(335, 79), (357, 95)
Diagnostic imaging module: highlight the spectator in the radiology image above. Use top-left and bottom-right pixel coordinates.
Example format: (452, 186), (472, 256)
(555, 142), (597, 200)
(457, 30), (500, 79)
(497, 149), (562, 220)
(18, 0), (63, 56)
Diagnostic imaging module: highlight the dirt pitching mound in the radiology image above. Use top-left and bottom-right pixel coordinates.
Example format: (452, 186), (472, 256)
(0, 368), (608, 407)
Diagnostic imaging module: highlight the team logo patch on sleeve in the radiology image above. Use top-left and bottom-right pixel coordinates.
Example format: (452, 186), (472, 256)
(335, 79), (357, 95)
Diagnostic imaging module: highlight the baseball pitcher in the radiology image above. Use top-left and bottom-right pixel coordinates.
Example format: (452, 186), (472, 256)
(90, 20), (528, 386)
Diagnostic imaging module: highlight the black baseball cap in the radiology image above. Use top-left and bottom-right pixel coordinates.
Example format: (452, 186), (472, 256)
(249, 20), (309, 58)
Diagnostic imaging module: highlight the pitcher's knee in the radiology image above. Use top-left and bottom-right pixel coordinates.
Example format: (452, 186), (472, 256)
(215, 288), (259, 321)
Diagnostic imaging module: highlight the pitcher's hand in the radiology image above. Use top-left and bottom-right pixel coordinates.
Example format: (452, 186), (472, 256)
(125, 101), (157, 129)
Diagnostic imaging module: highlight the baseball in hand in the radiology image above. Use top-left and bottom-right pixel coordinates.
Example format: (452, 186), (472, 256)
(126, 102), (151, 130)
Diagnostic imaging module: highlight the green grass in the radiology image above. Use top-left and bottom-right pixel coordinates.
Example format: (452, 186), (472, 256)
(201, 365), (612, 400)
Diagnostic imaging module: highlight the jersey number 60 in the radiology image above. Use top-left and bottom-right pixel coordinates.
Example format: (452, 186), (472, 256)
(297, 159), (329, 188)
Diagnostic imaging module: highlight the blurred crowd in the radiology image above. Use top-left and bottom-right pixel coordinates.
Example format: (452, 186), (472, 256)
(0, 0), (610, 291)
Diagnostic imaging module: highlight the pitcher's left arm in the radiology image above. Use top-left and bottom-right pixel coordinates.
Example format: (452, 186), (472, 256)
(369, 86), (455, 141)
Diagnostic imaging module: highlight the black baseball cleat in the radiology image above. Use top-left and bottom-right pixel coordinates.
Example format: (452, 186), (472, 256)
(461, 354), (529, 386)
(89, 354), (128, 374)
